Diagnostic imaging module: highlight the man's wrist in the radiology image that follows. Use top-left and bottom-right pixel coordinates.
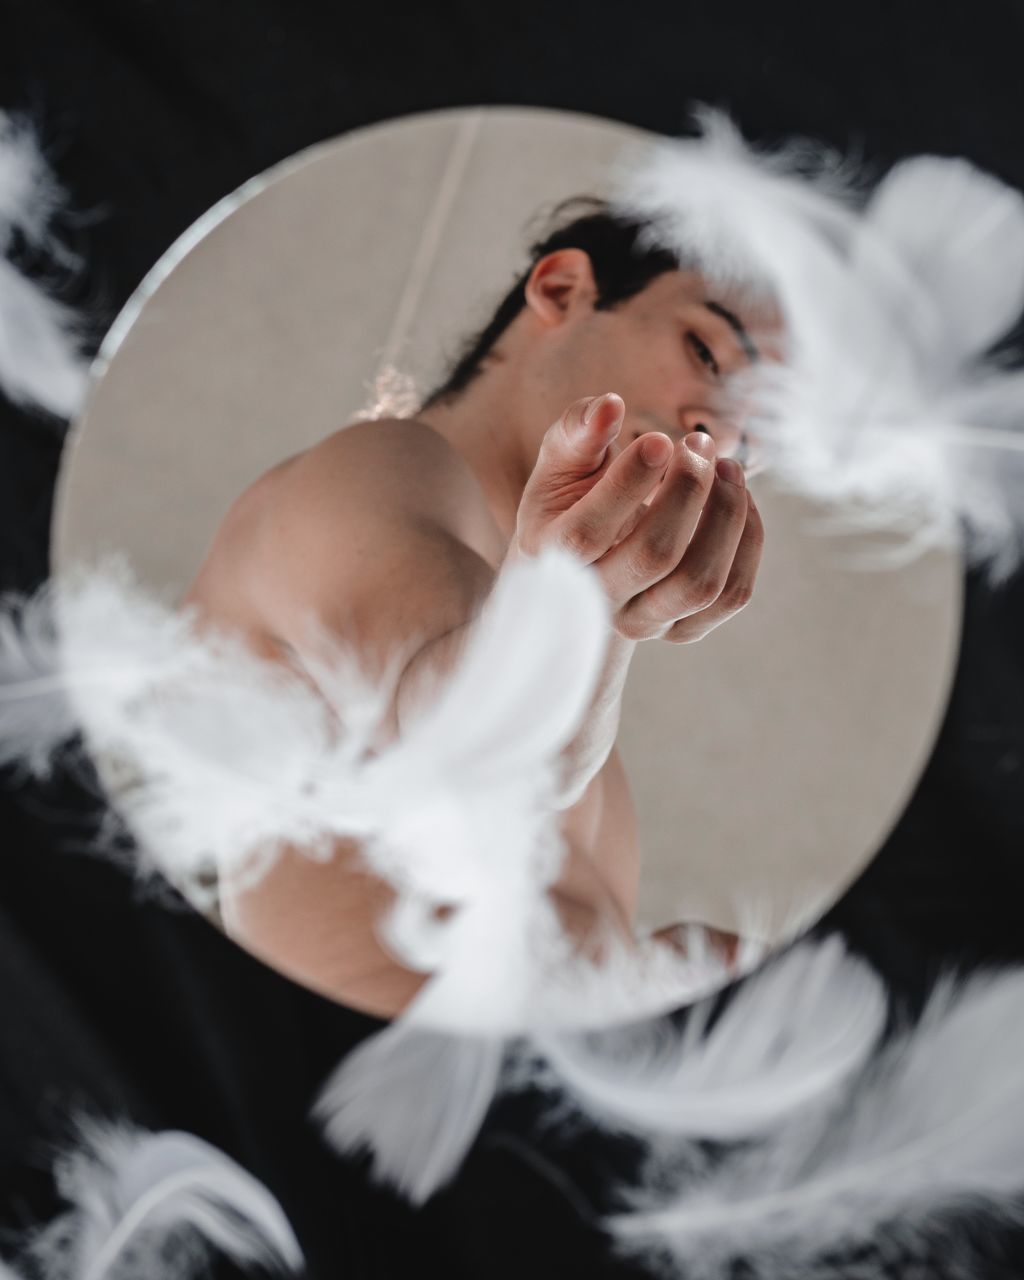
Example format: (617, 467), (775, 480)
(557, 627), (637, 796)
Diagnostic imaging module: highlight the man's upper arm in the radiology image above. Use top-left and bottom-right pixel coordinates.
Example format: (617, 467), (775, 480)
(245, 421), (497, 723)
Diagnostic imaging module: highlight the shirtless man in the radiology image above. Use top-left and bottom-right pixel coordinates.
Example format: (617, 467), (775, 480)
(179, 197), (770, 1022)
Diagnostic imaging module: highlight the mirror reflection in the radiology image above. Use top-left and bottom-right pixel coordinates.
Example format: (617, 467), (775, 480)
(53, 108), (961, 1025)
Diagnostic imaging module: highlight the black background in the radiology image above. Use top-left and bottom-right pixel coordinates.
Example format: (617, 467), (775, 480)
(1, 2), (1024, 1276)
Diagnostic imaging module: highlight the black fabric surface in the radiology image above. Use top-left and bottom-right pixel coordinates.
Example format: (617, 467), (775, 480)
(1, 3), (1024, 1276)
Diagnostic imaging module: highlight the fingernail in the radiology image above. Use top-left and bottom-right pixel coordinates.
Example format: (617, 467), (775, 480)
(716, 457), (745, 486)
(684, 431), (715, 458)
(639, 434), (671, 466)
(583, 394), (607, 425)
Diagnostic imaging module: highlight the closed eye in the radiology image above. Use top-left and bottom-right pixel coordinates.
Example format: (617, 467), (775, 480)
(686, 331), (720, 377)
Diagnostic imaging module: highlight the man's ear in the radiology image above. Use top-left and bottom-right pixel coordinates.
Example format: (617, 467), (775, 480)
(523, 249), (597, 328)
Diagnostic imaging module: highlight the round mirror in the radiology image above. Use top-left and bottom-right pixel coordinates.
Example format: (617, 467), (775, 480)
(52, 105), (961, 1023)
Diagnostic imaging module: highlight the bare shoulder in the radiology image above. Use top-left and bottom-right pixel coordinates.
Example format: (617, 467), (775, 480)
(275, 417), (494, 536)
(181, 417), (499, 633)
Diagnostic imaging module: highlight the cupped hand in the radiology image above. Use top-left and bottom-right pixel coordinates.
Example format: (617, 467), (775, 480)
(509, 393), (765, 643)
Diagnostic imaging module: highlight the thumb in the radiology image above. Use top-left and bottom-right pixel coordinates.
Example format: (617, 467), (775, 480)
(514, 393), (626, 555)
(527, 394), (624, 504)
(558, 392), (625, 462)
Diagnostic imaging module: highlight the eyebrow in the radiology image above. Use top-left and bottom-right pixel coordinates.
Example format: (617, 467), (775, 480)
(703, 300), (760, 363)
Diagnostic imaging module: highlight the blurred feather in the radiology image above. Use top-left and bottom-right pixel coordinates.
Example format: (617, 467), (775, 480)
(611, 105), (1024, 586)
(862, 155), (1024, 364)
(0, 554), (349, 903)
(0, 548), (820, 1206)
(0, 574), (78, 776)
(601, 958), (1024, 1280)
(312, 891), (788, 1206)
(310, 547), (612, 1202)
(20, 1119), (301, 1280)
(0, 110), (89, 418)
(523, 936), (885, 1142)
(0, 255), (89, 418)
(0, 546), (628, 1024)
(0, 109), (69, 253)
(313, 1023), (506, 1206)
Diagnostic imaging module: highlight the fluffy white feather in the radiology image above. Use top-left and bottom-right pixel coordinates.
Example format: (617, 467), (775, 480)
(18, 1119), (302, 1280)
(0, 109), (89, 419)
(0, 574), (81, 776)
(305, 547), (607, 1201)
(0, 548), (818, 1208)
(3, 543), (767, 1034)
(862, 155), (1024, 363)
(0, 109), (69, 259)
(599, 957), (1024, 1280)
(0, 554), (354, 904)
(0, 547), (666, 1025)
(611, 105), (1024, 587)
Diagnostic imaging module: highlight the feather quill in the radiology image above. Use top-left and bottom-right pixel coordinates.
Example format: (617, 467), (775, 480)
(611, 105), (1024, 586)
(18, 1119), (302, 1280)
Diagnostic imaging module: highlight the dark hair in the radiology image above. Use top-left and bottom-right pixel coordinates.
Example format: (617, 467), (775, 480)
(418, 196), (684, 410)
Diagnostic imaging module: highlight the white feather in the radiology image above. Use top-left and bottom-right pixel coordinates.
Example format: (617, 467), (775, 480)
(0, 547), (619, 1016)
(313, 1024), (507, 1206)
(611, 105), (1024, 587)
(600, 959), (1024, 1280)
(311, 884), (791, 1207)
(0, 574), (80, 777)
(0, 545), (757, 1032)
(19, 1119), (302, 1280)
(0, 255), (89, 418)
(0, 551), (816, 1207)
(0, 110), (89, 419)
(862, 155), (1024, 364)
(521, 936), (885, 1142)
(0, 109), (67, 256)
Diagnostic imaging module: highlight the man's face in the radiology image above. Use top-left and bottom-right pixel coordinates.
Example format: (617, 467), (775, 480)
(540, 267), (781, 476)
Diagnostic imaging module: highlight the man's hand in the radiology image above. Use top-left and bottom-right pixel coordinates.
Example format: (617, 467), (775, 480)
(509, 393), (765, 643)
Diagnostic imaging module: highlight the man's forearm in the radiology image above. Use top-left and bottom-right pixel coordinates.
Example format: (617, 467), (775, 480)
(554, 630), (636, 807)
(394, 609), (636, 810)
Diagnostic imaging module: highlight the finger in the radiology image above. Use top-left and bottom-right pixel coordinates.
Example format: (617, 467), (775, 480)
(666, 488), (765, 643)
(531, 392), (624, 491)
(630, 454), (748, 625)
(590, 432), (717, 608)
(561, 392), (626, 459)
(516, 395), (629, 551)
(553, 431), (674, 563)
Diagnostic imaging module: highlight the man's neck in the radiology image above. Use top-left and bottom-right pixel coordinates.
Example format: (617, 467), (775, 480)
(413, 374), (536, 545)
